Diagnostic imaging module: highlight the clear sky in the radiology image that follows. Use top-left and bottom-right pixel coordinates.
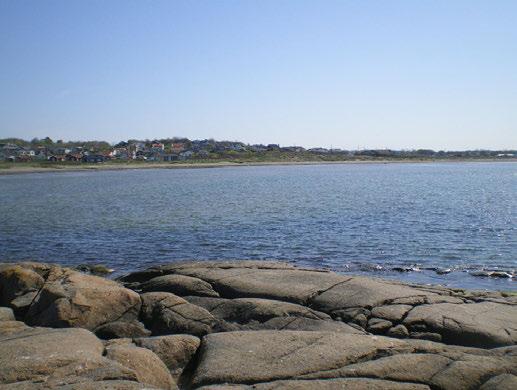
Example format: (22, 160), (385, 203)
(0, 0), (516, 150)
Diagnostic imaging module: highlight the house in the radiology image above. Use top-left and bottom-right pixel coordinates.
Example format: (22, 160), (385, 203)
(110, 148), (129, 160)
(134, 150), (146, 160)
(65, 154), (81, 161)
(151, 142), (164, 151)
(1, 143), (22, 160)
(162, 154), (179, 161)
(16, 154), (32, 162)
(146, 150), (164, 161)
(55, 148), (71, 155)
(82, 154), (106, 163)
(71, 146), (84, 154)
(281, 146), (305, 153)
(171, 143), (186, 154)
(131, 142), (146, 152)
(179, 150), (193, 160)
(249, 144), (268, 152)
(191, 139), (215, 152)
(229, 143), (247, 152)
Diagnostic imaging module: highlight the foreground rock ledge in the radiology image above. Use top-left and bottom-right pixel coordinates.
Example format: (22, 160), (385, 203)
(1, 260), (516, 389)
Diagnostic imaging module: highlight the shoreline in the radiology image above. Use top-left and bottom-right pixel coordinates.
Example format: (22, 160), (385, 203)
(0, 157), (515, 175)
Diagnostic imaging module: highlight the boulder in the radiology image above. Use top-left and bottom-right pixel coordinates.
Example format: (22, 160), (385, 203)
(51, 380), (157, 389)
(370, 304), (413, 322)
(183, 296), (365, 334)
(0, 326), (137, 386)
(94, 320), (151, 339)
(141, 274), (219, 297)
(25, 267), (141, 330)
(105, 344), (177, 390)
(403, 302), (517, 347)
(0, 320), (30, 336)
(387, 324), (409, 338)
(197, 378), (430, 389)
(367, 318), (393, 333)
(170, 266), (348, 304)
(200, 297), (329, 324)
(260, 316), (365, 333)
(140, 292), (216, 336)
(183, 296), (229, 311)
(134, 334), (200, 380)
(0, 307), (15, 321)
(310, 277), (438, 312)
(409, 332), (442, 342)
(480, 374), (517, 390)
(9, 291), (39, 317)
(0, 265), (45, 313)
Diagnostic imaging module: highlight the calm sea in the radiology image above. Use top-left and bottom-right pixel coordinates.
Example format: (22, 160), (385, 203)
(0, 162), (515, 290)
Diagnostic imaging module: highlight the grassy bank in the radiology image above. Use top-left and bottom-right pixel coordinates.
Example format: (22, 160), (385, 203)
(0, 156), (515, 175)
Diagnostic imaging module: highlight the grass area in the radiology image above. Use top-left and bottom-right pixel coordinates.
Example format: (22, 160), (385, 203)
(0, 154), (513, 173)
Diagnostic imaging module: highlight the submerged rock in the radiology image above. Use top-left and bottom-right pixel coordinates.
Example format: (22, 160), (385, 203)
(392, 266), (420, 272)
(74, 263), (115, 276)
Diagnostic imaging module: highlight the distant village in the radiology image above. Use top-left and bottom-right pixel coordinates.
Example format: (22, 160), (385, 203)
(0, 137), (515, 163)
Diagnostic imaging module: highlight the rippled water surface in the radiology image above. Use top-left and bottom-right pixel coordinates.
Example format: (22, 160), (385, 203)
(0, 162), (515, 290)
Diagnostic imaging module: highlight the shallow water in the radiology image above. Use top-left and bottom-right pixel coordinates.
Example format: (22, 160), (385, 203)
(0, 162), (515, 290)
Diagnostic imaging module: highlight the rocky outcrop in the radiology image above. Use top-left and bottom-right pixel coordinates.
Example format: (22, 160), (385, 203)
(122, 260), (517, 348)
(0, 326), (136, 386)
(105, 344), (177, 389)
(402, 301), (517, 348)
(0, 262), (142, 331)
(140, 292), (216, 336)
(26, 266), (142, 330)
(190, 330), (517, 389)
(141, 274), (220, 297)
(95, 320), (151, 339)
(1, 260), (516, 389)
(134, 335), (201, 381)
(0, 263), (46, 316)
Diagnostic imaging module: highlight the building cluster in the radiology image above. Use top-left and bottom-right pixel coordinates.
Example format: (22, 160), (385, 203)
(1, 138), (515, 163)
(0, 139), (311, 163)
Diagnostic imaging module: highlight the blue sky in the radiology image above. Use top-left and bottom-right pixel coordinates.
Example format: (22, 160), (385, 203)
(0, 0), (516, 149)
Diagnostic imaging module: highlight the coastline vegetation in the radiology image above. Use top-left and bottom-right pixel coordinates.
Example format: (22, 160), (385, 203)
(1, 136), (515, 173)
